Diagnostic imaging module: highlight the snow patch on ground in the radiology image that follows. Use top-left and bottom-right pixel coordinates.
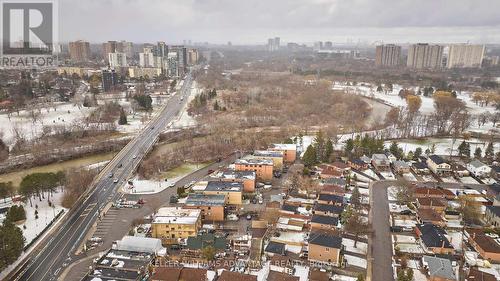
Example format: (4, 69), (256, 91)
(123, 177), (178, 195)
(344, 254), (367, 269)
(402, 173), (417, 182)
(342, 238), (368, 255)
(459, 177), (481, 184)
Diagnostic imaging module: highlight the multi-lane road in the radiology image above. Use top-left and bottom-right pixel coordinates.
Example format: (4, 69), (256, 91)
(12, 73), (194, 281)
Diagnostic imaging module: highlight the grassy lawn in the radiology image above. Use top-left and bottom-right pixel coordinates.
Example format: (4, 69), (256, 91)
(0, 152), (116, 187)
(161, 162), (212, 180)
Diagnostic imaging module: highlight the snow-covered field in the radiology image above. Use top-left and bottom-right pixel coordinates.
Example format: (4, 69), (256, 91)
(0, 103), (95, 146)
(20, 190), (66, 244)
(384, 138), (499, 157)
(0, 189), (67, 246)
(333, 81), (497, 116)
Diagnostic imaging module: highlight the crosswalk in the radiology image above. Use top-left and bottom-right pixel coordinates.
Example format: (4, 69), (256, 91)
(79, 203), (97, 218)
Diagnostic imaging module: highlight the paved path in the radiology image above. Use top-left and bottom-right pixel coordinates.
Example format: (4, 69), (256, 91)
(369, 181), (395, 281)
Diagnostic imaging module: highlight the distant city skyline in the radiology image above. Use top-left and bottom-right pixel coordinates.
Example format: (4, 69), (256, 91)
(59, 0), (500, 45)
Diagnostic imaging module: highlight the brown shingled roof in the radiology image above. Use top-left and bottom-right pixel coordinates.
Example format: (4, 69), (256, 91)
(267, 270), (300, 281)
(418, 208), (443, 223)
(415, 187), (455, 199)
(151, 267), (208, 281)
(417, 197), (446, 207)
(218, 271), (257, 281)
(467, 268), (497, 281)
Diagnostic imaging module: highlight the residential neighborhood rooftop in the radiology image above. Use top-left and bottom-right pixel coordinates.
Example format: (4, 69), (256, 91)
(185, 193), (226, 206)
(417, 223), (453, 249)
(253, 150), (284, 158)
(422, 255), (456, 281)
(205, 181), (243, 192)
(429, 155), (446, 165)
(309, 232), (342, 248)
(152, 207), (201, 225)
(214, 170), (256, 180)
(271, 143), (297, 151)
(311, 214), (339, 226)
(235, 157), (274, 166)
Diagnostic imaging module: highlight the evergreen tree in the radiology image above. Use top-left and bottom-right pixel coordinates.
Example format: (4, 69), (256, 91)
(118, 108), (128, 125)
(133, 94), (153, 110)
(0, 220), (25, 271)
(344, 139), (354, 156)
(351, 186), (361, 207)
(474, 147), (482, 159)
(302, 145), (317, 167)
(485, 142), (494, 160)
(464, 143), (471, 158)
(496, 151), (500, 163)
(314, 131), (326, 162)
(324, 139), (334, 162)
(0, 182), (14, 202)
(457, 140), (467, 157)
(389, 141), (404, 159)
(5, 205), (26, 222)
(213, 100), (220, 111)
(414, 147), (422, 160)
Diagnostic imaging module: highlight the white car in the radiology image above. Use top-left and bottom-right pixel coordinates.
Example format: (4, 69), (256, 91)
(132, 155), (137, 159)
(227, 214), (238, 221)
(113, 179), (119, 183)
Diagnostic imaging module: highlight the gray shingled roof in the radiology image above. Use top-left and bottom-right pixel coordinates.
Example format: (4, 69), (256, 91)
(417, 223), (453, 249)
(429, 155), (446, 165)
(311, 215), (339, 226)
(422, 255), (456, 280)
(308, 232), (342, 248)
(265, 241), (286, 255)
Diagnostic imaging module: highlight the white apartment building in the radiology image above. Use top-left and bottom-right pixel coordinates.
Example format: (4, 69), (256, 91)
(108, 52), (127, 68)
(447, 44), (485, 68)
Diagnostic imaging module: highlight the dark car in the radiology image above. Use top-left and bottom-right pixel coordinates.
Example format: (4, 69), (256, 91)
(390, 226), (403, 232)
(169, 195), (178, 203)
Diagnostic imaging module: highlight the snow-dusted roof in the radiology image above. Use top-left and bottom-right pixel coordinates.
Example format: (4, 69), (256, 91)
(469, 159), (487, 168)
(271, 143), (297, 151)
(114, 236), (164, 254)
(235, 158), (273, 166)
(153, 207), (201, 225)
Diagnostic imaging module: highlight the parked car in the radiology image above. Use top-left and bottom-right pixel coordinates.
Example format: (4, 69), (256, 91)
(169, 195), (178, 203)
(113, 179), (119, 183)
(246, 214), (252, 220)
(390, 226), (403, 232)
(227, 214), (238, 221)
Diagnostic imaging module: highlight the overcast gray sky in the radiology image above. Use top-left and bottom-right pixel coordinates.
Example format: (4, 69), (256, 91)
(59, 0), (500, 44)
